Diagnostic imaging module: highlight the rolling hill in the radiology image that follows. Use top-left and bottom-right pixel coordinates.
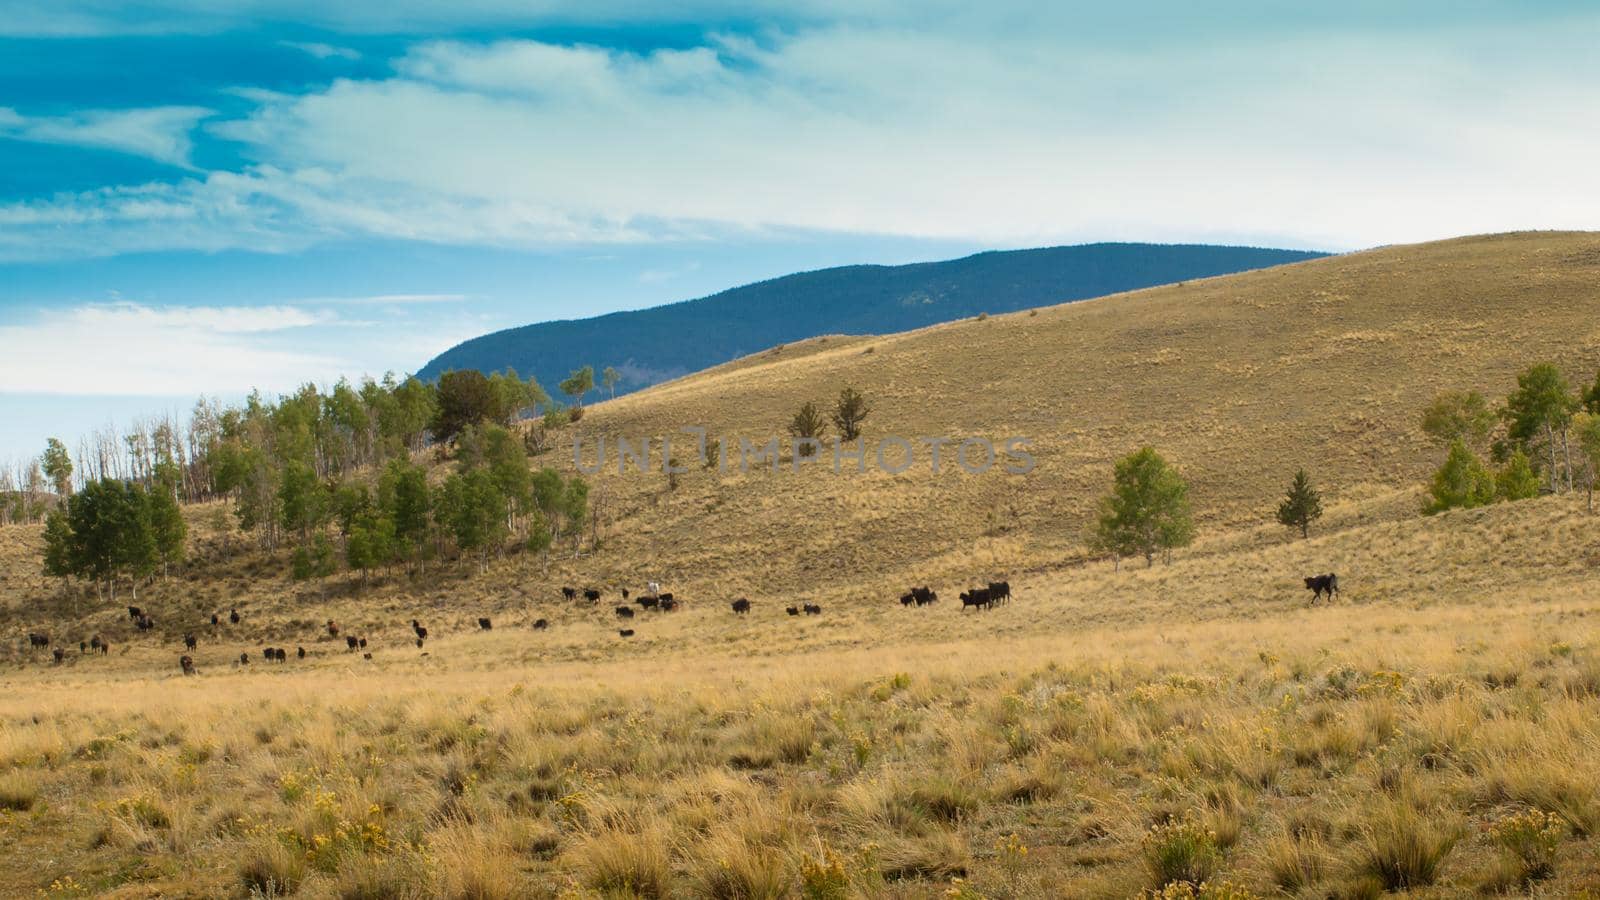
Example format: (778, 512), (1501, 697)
(415, 242), (1328, 393)
(4, 231), (1600, 898)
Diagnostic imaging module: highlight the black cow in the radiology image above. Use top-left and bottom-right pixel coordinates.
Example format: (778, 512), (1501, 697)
(28, 632), (49, 648)
(127, 605), (143, 620)
(416, 637), (425, 649)
(584, 588), (602, 603)
(786, 605), (800, 616)
(561, 586), (577, 601)
(533, 619), (549, 630)
(618, 629), (635, 638)
(731, 598), (751, 614)
(262, 648), (276, 662)
(803, 603), (822, 615)
(638, 595), (660, 610)
(211, 613), (221, 626)
(275, 648), (288, 663)
(229, 609), (241, 625)
(345, 635), (360, 651)
(478, 617), (493, 630)
(959, 588), (993, 612)
(660, 597), (678, 612)
(52, 647), (66, 664)
(900, 592), (916, 606)
(327, 620), (340, 637)
(91, 636), (107, 654)
(358, 637), (367, 649)
(911, 586), (937, 606)
(363, 652), (373, 660)
(297, 646), (306, 659)
(621, 588), (630, 600)
(180, 655), (195, 675)
(988, 581), (1011, 604)
(184, 633), (197, 650)
(659, 592), (675, 604)
(79, 641), (88, 653)
(1304, 573), (1339, 603)
(411, 620), (428, 640)
(239, 652), (250, 665)
(136, 615), (155, 631)
(615, 606), (635, 619)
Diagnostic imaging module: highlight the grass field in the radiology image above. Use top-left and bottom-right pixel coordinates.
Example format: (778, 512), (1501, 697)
(2, 232), (1600, 897)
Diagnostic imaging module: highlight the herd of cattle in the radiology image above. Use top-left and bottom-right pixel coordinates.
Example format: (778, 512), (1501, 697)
(17, 572), (1342, 673)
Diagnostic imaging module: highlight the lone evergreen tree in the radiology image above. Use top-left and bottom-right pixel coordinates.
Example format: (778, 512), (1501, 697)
(1092, 447), (1194, 567)
(1276, 469), (1323, 538)
(832, 387), (871, 442)
(788, 401), (828, 457)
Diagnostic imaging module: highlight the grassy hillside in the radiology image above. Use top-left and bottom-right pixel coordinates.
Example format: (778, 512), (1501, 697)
(2, 231), (1600, 898)
(416, 243), (1327, 394)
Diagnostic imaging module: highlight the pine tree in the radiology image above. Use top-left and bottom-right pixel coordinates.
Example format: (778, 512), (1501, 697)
(832, 387), (871, 442)
(1424, 440), (1496, 514)
(788, 401), (828, 457)
(1495, 450), (1540, 501)
(1276, 469), (1323, 538)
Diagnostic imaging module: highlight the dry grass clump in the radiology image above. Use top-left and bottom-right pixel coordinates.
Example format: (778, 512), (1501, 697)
(0, 770), (39, 811)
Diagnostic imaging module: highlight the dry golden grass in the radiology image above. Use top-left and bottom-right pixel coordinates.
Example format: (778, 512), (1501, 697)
(2, 232), (1600, 896)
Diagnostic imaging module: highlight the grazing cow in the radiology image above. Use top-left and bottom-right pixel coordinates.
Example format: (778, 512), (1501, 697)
(900, 592), (915, 606)
(803, 603), (822, 615)
(327, 620), (340, 638)
(411, 620), (428, 641)
(477, 617), (493, 631)
(211, 613), (221, 626)
(296, 646), (306, 659)
(731, 598), (752, 615)
(660, 597), (678, 612)
(229, 609), (241, 625)
(345, 635), (360, 651)
(28, 632), (49, 648)
(584, 588), (602, 603)
(262, 648), (276, 662)
(363, 652), (373, 660)
(911, 586), (937, 605)
(127, 605), (143, 620)
(79, 641), (88, 653)
(615, 606), (635, 619)
(1304, 573), (1339, 603)
(91, 636), (107, 655)
(180, 655), (195, 675)
(239, 652), (249, 665)
(786, 606), (800, 616)
(638, 595), (660, 610)
(416, 637), (425, 649)
(959, 588), (994, 612)
(621, 588), (630, 600)
(184, 633), (197, 650)
(136, 615), (155, 631)
(561, 586), (577, 601)
(533, 618), (549, 630)
(358, 637), (367, 649)
(988, 581), (1011, 604)
(659, 592), (674, 604)
(618, 629), (635, 638)
(274, 648), (288, 663)
(52, 647), (66, 664)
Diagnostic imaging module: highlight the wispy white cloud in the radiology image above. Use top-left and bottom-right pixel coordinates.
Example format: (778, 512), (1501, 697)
(0, 105), (212, 167)
(279, 40), (361, 61)
(3, 13), (1599, 259)
(0, 302), (346, 396)
(0, 298), (495, 397)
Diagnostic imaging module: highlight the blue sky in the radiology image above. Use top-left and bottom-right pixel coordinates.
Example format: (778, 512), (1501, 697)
(1, 1), (1597, 464)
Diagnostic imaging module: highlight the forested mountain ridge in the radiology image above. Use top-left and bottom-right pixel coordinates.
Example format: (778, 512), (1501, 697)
(416, 242), (1328, 392)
